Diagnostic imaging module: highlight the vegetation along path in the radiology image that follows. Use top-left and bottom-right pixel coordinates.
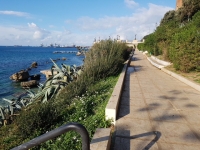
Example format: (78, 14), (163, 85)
(112, 50), (200, 150)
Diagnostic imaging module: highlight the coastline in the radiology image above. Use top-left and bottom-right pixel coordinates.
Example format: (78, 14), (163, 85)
(0, 46), (84, 106)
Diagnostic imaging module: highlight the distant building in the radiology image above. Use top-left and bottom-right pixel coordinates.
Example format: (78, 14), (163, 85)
(176, 0), (183, 10)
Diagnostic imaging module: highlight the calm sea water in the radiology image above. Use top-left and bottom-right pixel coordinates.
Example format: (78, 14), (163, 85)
(0, 46), (84, 106)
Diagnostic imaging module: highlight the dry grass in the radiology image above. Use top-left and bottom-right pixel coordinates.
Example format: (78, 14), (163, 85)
(154, 55), (200, 84)
(153, 55), (200, 84)
(165, 65), (200, 84)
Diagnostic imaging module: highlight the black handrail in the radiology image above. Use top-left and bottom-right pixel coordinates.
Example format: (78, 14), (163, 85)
(11, 122), (90, 150)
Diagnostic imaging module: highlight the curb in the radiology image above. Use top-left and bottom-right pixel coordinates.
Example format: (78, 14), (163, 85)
(105, 54), (133, 125)
(146, 55), (200, 92)
(147, 57), (164, 69)
(161, 68), (200, 92)
(150, 55), (171, 66)
(91, 54), (133, 150)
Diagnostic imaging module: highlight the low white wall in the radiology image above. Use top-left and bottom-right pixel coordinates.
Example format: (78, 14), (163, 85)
(147, 57), (164, 69)
(105, 56), (132, 125)
(151, 56), (171, 66)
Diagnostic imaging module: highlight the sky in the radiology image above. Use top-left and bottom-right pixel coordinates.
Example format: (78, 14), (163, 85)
(0, 0), (175, 46)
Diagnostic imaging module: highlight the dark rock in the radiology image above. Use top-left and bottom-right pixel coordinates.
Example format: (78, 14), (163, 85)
(10, 70), (29, 81)
(31, 62), (38, 68)
(21, 80), (38, 88)
(62, 57), (67, 60)
(30, 74), (41, 80)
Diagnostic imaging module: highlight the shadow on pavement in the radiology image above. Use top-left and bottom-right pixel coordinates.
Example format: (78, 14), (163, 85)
(111, 131), (161, 150)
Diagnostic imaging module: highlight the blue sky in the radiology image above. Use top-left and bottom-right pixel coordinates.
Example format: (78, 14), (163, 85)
(0, 0), (175, 46)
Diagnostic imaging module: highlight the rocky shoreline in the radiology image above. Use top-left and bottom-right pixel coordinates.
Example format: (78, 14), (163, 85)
(0, 59), (82, 126)
(9, 62), (40, 88)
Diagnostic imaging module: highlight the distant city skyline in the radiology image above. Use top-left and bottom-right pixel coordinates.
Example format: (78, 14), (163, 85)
(0, 0), (175, 46)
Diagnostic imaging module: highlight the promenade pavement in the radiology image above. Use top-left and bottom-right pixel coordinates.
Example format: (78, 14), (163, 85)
(111, 50), (200, 150)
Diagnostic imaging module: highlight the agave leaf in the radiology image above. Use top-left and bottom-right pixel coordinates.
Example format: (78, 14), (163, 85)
(77, 69), (82, 76)
(26, 89), (35, 98)
(20, 99), (26, 107)
(0, 108), (5, 120)
(2, 98), (14, 104)
(9, 105), (14, 115)
(42, 84), (63, 103)
(44, 80), (52, 88)
(39, 83), (43, 87)
(42, 76), (53, 88)
(15, 104), (22, 109)
(52, 72), (64, 79)
(51, 79), (59, 84)
(37, 83), (43, 91)
(62, 64), (71, 74)
(70, 65), (76, 73)
(42, 86), (55, 103)
(51, 84), (61, 98)
(30, 86), (49, 102)
(3, 98), (22, 109)
(63, 75), (68, 82)
(50, 58), (62, 73)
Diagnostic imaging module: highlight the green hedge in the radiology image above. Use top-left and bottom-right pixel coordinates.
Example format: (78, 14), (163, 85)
(138, 1), (200, 72)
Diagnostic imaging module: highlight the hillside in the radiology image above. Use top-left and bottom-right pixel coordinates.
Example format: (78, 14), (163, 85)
(138, 0), (200, 72)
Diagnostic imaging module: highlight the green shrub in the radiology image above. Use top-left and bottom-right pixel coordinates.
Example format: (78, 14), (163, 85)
(142, 1), (200, 72)
(15, 102), (61, 138)
(83, 40), (129, 81)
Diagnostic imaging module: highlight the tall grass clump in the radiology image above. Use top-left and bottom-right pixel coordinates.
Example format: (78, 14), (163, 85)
(57, 39), (130, 100)
(83, 39), (129, 81)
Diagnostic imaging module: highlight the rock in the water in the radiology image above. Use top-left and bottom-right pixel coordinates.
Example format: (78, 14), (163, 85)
(10, 70), (29, 81)
(31, 62), (38, 68)
(62, 57), (67, 60)
(30, 74), (41, 80)
(21, 80), (38, 88)
(27, 67), (31, 71)
(76, 51), (82, 56)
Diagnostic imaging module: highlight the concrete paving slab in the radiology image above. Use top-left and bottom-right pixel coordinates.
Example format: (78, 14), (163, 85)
(112, 50), (200, 150)
(152, 121), (200, 145)
(118, 105), (149, 120)
(114, 138), (159, 150)
(120, 96), (146, 107)
(115, 118), (155, 141)
(149, 109), (186, 123)
(157, 142), (200, 150)
(171, 100), (200, 111)
(190, 125), (200, 139)
(145, 99), (175, 110)
(180, 110), (200, 125)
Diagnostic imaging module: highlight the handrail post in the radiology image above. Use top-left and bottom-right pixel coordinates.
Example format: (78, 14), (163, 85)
(11, 122), (90, 150)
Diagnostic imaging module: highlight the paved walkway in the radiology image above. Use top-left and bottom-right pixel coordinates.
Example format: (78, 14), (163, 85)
(112, 50), (200, 150)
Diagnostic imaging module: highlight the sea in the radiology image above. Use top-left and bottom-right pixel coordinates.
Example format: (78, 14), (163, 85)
(0, 46), (85, 106)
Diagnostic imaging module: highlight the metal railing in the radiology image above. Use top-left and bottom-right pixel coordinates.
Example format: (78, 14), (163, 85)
(11, 122), (90, 150)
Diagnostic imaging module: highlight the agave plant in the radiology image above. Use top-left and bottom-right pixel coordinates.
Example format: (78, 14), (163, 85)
(31, 59), (82, 103)
(0, 59), (82, 125)
(0, 98), (23, 125)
